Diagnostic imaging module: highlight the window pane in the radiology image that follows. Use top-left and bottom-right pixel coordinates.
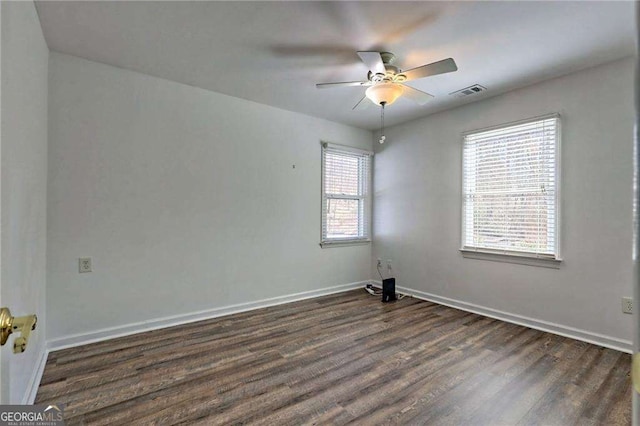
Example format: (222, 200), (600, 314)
(324, 152), (360, 196)
(326, 198), (360, 239)
(468, 193), (554, 253)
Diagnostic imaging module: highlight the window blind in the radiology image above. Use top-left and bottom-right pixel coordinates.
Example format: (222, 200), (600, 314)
(462, 115), (559, 258)
(321, 144), (371, 244)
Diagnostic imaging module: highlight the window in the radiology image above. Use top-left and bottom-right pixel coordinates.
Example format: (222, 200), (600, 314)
(461, 114), (560, 261)
(321, 142), (372, 246)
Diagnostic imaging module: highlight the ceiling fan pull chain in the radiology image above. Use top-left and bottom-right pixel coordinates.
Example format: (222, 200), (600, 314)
(379, 103), (386, 144)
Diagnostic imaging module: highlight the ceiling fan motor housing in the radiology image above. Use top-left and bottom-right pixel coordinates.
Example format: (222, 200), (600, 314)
(367, 52), (407, 84)
(368, 66), (407, 83)
(379, 52), (396, 65)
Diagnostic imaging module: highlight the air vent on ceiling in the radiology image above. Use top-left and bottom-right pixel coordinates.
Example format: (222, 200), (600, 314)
(450, 84), (486, 98)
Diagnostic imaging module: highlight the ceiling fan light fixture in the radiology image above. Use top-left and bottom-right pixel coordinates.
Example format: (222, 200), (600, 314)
(365, 83), (404, 106)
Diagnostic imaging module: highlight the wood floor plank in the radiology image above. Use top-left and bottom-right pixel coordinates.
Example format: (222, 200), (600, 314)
(35, 289), (631, 425)
(517, 345), (621, 426)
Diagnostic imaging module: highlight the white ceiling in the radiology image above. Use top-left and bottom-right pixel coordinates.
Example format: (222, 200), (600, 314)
(35, 1), (635, 130)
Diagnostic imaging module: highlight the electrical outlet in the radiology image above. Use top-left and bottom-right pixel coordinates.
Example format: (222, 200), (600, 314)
(387, 259), (393, 269)
(377, 258), (382, 267)
(79, 257), (92, 273)
(622, 297), (633, 314)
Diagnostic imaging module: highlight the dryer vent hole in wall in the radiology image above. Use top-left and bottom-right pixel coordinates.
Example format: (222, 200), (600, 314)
(621, 297), (633, 314)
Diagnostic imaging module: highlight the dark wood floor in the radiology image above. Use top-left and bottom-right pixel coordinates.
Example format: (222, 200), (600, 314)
(36, 290), (631, 425)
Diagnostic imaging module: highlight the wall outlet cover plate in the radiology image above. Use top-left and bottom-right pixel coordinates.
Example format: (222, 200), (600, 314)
(79, 257), (92, 273)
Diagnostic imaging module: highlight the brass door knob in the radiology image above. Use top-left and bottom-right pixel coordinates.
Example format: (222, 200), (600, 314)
(0, 307), (37, 353)
(0, 308), (12, 346)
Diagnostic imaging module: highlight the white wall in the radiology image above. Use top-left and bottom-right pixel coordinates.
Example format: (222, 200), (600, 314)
(1, 1), (49, 403)
(47, 53), (372, 343)
(373, 57), (634, 349)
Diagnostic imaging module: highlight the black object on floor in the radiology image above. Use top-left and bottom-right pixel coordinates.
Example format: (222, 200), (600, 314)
(382, 278), (397, 303)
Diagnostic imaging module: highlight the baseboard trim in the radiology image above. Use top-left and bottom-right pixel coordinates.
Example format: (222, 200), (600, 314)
(47, 281), (368, 352)
(22, 346), (48, 404)
(373, 281), (632, 354)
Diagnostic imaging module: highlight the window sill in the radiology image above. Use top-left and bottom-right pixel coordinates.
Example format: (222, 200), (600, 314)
(460, 249), (562, 269)
(320, 239), (371, 248)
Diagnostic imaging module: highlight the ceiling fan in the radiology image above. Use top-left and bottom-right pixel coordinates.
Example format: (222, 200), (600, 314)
(316, 51), (458, 109)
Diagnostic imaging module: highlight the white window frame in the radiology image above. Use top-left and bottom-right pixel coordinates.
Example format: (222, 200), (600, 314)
(460, 113), (562, 268)
(321, 142), (373, 247)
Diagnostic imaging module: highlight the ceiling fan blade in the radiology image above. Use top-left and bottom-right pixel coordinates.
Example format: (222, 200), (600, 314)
(352, 96), (371, 110)
(316, 81), (371, 89)
(401, 85), (435, 105)
(357, 51), (386, 75)
(402, 58), (458, 82)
